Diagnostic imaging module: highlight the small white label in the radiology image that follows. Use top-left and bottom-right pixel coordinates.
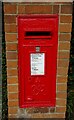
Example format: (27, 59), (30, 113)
(31, 53), (45, 75)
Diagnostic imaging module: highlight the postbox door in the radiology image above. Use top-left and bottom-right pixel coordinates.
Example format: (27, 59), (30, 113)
(20, 44), (57, 107)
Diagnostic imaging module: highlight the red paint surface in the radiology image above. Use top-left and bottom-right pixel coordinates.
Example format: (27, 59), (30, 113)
(18, 15), (58, 108)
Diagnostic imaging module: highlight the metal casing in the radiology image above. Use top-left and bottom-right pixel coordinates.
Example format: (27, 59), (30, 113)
(18, 15), (58, 108)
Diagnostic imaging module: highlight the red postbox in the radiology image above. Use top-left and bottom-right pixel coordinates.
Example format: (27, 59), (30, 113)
(18, 15), (58, 108)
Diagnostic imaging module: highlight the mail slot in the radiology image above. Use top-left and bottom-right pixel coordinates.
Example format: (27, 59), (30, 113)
(18, 15), (58, 108)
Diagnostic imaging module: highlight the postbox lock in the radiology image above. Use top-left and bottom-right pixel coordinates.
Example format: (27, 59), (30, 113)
(36, 46), (40, 52)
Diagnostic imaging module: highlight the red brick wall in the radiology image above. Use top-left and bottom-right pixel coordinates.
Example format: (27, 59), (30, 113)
(4, 2), (73, 118)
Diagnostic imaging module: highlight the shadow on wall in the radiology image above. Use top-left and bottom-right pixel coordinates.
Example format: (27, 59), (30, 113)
(66, 1), (74, 120)
(2, 2), (8, 119)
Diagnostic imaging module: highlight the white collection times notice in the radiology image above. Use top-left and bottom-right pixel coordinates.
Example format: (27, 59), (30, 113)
(31, 53), (45, 75)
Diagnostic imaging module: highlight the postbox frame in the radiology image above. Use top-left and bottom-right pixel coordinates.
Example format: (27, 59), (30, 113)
(18, 15), (58, 108)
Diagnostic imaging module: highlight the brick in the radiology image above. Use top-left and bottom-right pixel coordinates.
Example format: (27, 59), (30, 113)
(4, 15), (16, 24)
(4, 4), (17, 14)
(18, 108), (25, 115)
(49, 113), (65, 118)
(8, 107), (18, 114)
(61, 5), (72, 14)
(5, 24), (17, 33)
(7, 77), (18, 84)
(60, 15), (72, 23)
(7, 61), (17, 68)
(7, 69), (18, 76)
(50, 107), (55, 113)
(32, 113), (65, 118)
(57, 76), (67, 83)
(59, 33), (71, 41)
(58, 59), (69, 67)
(5, 34), (17, 42)
(8, 101), (18, 107)
(6, 52), (17, 59)
(56, 99), (66, 106)
(59, 24), (72, 33)
(57, 67), (68, 76)
(56, 92), (67, 99)
(6, 43), (17, 51)
(18, 5), (25, 14)
(58, 51), (70, 59)
(56, 107), (66, 113)
(8, 85), (18, 92)
(26, 107), (49, 113)
(57, 84), (67, 91)
(59, 42), (70, 51)
(31, 113), (46, 118)
(25, 5), (52, 14)
(53, 2), (72, 4)
(8, 114), (17, 118)
(8, 93), (18, 100)
(53, 5), (59, 14)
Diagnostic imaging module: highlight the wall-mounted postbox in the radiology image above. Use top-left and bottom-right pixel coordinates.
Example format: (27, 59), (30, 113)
(18, 15), (58, 108)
